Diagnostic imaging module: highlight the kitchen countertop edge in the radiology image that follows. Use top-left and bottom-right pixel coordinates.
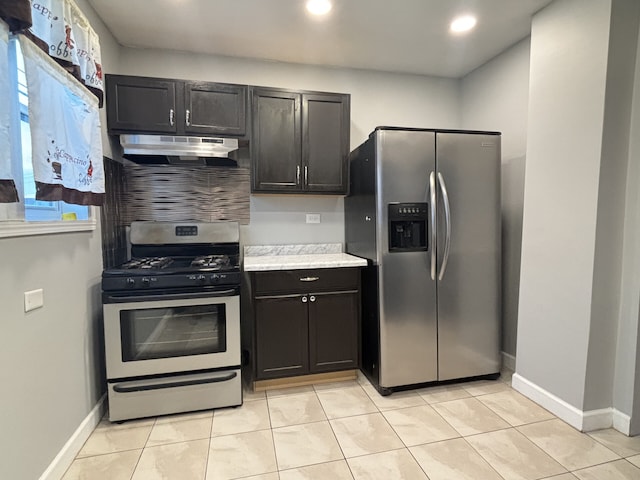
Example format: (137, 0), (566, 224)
(243, 252), (368, 271)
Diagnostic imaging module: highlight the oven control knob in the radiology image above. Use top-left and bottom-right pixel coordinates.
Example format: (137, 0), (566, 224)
(141, 277), (151, 285)
(196, 274), (207, 283)
(126, 277), (135, 286)
(211, 274), (220, 283)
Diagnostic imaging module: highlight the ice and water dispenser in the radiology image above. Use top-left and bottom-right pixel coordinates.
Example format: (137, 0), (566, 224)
(388, 203), (429, 252)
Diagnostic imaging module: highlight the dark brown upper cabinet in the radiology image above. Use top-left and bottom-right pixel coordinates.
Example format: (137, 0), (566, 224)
(106, 74), (247, 137)
(251, 87), (350, 194)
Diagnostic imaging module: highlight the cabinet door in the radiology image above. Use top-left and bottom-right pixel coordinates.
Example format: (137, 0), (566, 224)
(255, 295), (309, 379)
(251, 89), (302, 192)
(183, 82), (247, 136)
(308, 291), (359, 373)
(106, 75), (177, 134)
(302, 93), (350, 193)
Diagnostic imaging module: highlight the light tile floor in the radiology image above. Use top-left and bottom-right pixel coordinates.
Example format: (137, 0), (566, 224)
(62, 370), (640, 480)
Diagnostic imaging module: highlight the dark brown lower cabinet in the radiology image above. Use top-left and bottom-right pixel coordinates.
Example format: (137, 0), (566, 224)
(246, 268), (361, 381)
(255, 295), (309, 379)
(308, 291), (359, 373)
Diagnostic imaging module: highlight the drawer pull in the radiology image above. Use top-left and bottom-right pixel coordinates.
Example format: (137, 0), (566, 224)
(300, 276), (319, 282)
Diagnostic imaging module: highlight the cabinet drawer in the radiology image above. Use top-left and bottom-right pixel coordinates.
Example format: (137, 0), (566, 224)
(254, 268), (359, 295)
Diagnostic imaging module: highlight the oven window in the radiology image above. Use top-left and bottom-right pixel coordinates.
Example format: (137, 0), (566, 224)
(120, 304), (227, 361)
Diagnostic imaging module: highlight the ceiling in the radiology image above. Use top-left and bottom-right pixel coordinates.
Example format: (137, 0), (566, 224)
(87, 0), (553, 78)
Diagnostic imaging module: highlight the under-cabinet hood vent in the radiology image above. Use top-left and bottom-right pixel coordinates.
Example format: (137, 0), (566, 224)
(120, 134), (239, 166)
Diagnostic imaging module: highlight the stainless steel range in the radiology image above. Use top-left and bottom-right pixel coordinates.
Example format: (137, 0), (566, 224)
(102, 221), (242, 422)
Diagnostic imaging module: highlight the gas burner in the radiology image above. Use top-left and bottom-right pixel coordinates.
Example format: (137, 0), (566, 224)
(121, 257), (174, 270)
(191, 255), (231, 269)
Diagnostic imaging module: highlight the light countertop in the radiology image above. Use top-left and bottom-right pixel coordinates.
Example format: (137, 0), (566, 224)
(243, 243), (368, 271)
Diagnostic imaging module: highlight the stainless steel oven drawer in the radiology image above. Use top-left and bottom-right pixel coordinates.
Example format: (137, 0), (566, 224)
(107, 369), (242, 422)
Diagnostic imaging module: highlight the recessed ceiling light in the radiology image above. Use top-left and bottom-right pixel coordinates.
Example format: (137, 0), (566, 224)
(306, 0), (332, 16)
(450, 15), (477, 34)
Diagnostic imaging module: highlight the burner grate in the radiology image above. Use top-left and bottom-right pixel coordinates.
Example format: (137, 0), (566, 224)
(191, 255), (232, 269)
(121, 257), (174, 269)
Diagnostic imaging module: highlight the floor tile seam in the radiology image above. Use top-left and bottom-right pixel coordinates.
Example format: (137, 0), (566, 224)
(128, 447), (144, 480)
(424, 396), (472, 438)
(473, 398), (558, 429)
(324, 411), (350, 464)
(566, 456), (636, 473)
(75, 445), (146, 460)
(474, 389), (558, 419)
(145, 435), (213, 449)
(513, 437), (621, 472)
(514, 423), (623, 466)
(340, 445), (408, 461)
(210, 426), (273, 440)
(268, 423), (281, 478)
(458, 432), (529, 480)
(378, 406), (458, 449)
(402, 444), (443, 480)
(323, 405), (381, 421)
(466, 426), (571, 476)
(586, 432), (640, 459)
(416, 394), (472, 405)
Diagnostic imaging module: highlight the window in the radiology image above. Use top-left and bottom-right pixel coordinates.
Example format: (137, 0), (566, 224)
(12, 39), (90, 222)
(0, 36), (96, 237)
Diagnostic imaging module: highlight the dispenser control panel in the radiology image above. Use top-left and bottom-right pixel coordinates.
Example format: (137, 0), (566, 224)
(388, 202), (429, 252)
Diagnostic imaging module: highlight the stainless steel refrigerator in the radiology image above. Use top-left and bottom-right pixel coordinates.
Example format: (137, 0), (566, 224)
(345, 127), (501, 395)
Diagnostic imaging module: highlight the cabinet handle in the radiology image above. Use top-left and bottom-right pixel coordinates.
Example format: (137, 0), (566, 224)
(304, 165), (308, 186)
(300, 276), (319, 282)
(296, 166), (301, 185)
(169, 109), (175, 126)
(185, 109), (191, 126)
(309, 295), (316, 302)
(302, 296), (308, 303)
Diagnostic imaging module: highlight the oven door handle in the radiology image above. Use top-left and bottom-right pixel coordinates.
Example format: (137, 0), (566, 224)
(112, 371), (238, 393)
(105, 289), (237, 303)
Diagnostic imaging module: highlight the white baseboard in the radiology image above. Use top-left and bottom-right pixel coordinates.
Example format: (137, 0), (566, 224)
(501, 351), (516, 371)
(39, 394), (106, 480)
(512, 373), (613, 432)
(613, 409), (631, 435)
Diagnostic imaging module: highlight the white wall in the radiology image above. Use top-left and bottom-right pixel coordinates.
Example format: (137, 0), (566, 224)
(585, 0), (639, 414)
(615, 0), (640, 434)
(115, 48), (461, 247)
(0, 1), (118, 478)
(516, 0), (612, 410)
(461, 38), (531, 359)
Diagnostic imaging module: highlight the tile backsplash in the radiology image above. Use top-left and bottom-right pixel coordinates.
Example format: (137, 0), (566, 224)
(121, 164), (250, 224)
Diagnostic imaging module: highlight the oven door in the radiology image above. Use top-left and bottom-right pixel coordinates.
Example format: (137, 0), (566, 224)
(103, 291), (239, 379)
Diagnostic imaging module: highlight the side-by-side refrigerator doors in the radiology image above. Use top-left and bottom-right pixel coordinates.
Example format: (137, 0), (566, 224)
(436, 132), (501, 380)
(376, 129), (438, 388)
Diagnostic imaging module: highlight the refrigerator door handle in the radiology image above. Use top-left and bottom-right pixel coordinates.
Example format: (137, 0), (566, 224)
(429, 171), (437, 281)
(437, 172), (452, 281)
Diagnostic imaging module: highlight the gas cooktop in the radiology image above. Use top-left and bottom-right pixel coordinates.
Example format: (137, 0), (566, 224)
(102, 222), (241, 292)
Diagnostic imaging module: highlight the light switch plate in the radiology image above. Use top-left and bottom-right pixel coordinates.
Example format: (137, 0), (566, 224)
(24, 289), (44, 312)
(306, 213), (321, 224)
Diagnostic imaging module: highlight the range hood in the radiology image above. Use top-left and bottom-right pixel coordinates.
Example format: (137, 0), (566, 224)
(120, 134), (240, 166)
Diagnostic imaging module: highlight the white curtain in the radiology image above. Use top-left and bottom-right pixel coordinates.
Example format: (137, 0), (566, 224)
(0, 19), (19, 204)
(20, 36), (104, 205)
(29, 0), (103, 103)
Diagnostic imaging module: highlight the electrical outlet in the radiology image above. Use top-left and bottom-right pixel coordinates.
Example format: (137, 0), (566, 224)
(24, 289), (44, 312)
(306, 213), (321, 224)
